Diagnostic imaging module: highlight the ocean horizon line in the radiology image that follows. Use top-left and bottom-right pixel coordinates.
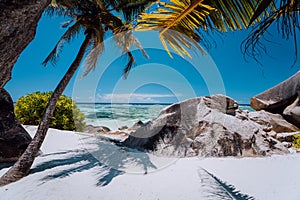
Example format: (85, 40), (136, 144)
(75, 102), (251, 106)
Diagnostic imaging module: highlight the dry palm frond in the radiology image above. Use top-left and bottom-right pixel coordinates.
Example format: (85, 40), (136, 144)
(123, 51), (136, 78)
(113, 28), (149, 78)
(81, 26), (105, 77)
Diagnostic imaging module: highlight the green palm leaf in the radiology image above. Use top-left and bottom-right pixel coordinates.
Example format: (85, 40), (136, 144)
(136, 0), (260, 58)
(136, 0), (214, 57)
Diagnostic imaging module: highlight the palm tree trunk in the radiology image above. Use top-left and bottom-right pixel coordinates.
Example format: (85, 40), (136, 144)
(0, 33), (92, 186)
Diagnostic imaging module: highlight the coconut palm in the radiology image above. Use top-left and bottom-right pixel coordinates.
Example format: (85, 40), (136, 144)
(0, 0), (152, 186)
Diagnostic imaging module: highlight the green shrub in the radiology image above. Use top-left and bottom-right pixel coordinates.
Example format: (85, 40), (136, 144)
(15, 92), (85, 131)
(292, 133), (300, 148)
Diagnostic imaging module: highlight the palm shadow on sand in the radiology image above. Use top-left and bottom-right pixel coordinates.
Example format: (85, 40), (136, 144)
(28, 135), (254, 199)
(29, 135), (157, 186)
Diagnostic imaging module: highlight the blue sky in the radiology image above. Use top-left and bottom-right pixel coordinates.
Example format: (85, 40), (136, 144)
(4, 14), (300, 104)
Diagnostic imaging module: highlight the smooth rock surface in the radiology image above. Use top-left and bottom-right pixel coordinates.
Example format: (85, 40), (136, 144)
(123, 95), (289, 157)
(0, 88), (32, 162)
(283, 93), (300, 127)
(250, 70), (300, 114)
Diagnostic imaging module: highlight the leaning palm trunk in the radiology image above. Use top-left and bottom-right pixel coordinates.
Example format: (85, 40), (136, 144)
(0, 33), (92, 186)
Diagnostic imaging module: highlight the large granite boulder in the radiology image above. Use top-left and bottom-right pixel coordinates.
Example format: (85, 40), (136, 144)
(123, 94), (290, 157)
(283, 92), (300, 127)
(250, 70), (300, 114)
(250, 71), (300, 128)
(0, 88), (32, 162)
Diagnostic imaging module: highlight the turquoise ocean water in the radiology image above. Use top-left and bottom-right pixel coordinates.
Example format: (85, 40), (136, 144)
(77, 103), (254, 131)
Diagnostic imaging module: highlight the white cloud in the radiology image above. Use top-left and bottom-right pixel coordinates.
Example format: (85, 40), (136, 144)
(96, 93), (179, 103)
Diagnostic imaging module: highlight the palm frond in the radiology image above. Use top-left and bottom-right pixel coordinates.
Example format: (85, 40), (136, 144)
(120, 0), (157, 22)
(45, 5), (79, 18)
(42, 21), (82, 66)
(123, 51), (136, 78)
(137, 0), (214, 57)
(137, 0), (262, 58)
(243, 0), (300, 63)
(249, 0), (274, 26)
(102, 0), (119, 9)
(45, 0), (150, 78)
(114, 29), (149, 77)
(82, 26), (105, 77)
(207, 0), (260, 31)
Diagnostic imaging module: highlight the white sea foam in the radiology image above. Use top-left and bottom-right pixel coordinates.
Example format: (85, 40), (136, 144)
(78, 103), (253, 130)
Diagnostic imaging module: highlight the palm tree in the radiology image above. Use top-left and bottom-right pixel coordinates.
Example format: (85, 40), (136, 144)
(2, 0), (296, 186)
(0, 0), (152, 186)
(0, 0), (262, 186)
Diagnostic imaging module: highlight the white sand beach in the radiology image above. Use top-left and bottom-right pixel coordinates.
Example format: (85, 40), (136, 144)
(1, 126), (300, 200)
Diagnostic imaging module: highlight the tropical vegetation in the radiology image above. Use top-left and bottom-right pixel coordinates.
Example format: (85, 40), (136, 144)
(292, 133), (300, 148)
(15, 92), (85, 131)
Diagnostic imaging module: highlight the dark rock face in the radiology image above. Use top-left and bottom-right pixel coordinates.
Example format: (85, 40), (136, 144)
(0, 0), (51, 87)
(0, 0), (50, 162)
(283, 93), (300, 127)
(123, 95), (290, 157)
(250, 71), (300, 114)
(0, 88), (32, 162)
(250, 71), (300, 128)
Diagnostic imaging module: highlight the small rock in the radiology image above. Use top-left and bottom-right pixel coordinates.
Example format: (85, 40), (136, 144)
(85, 125), (110, 134)
(282, 142), (293, 148)
(129, 121), (144, 130)
(118, 126), (128, 130)
(276, 132), (298, 142)
(267, 130), (277, 138)
(263, 126), (273, 132)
